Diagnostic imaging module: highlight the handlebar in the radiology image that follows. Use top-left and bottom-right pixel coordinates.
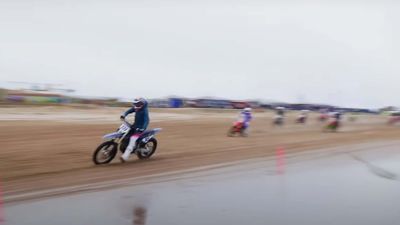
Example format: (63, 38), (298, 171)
(121, 118), (133, 127)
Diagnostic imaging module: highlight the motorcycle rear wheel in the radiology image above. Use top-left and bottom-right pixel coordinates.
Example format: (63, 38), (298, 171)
(137, 138), (158, 159)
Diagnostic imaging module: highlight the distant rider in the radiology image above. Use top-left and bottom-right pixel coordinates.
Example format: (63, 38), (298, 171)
(276, 107), (285, 117)
(274, 106), (285, 125)
(319, 108), (329, 122)
(119, 98), (150, 162)
(388, 111), (400, 125)
(333, 111), (342, 121)
(238, 107), (253, 132)
(297, 110), (308, 123)
(328, 111), (342, 128)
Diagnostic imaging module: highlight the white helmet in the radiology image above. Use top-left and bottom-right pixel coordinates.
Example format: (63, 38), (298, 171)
(243, 107), (252, 112)
(132, 97), (147, 110)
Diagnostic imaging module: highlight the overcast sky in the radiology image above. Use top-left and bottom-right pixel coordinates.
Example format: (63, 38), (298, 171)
(0, 0), (398, 108)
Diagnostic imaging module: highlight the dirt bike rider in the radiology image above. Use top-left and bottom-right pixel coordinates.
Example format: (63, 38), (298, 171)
(276, 107), (285, 116)
(388, 111), (400, 125)
(274, 106), (285, 124)
(327, 111), (342, 129)
(333, 111), (342, 121)
(297, 109), (308, 123)
(119, 98), (150, 162)
(319, 108), (329, 122)
(237, 107), (253, 132)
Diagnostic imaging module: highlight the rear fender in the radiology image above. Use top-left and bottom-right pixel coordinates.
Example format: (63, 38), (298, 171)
(152, 128), (162, 134)
(139, 128), (162, 143)
(103, 132), (123, 140)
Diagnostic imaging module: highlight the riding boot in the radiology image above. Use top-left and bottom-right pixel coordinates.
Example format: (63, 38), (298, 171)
(120, 137), (137, 162)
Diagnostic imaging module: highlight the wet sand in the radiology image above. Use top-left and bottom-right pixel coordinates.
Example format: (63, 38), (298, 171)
(4, 141), (400, 225)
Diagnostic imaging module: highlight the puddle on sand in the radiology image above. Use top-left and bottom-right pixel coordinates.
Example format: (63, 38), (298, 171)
(4, 143), (400, 225)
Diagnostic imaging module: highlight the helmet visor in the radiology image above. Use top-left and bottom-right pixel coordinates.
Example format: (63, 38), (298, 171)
(132, 100), (144, 109)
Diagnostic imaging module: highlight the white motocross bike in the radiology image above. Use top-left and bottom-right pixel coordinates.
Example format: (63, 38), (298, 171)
(92, 119), (162, 165)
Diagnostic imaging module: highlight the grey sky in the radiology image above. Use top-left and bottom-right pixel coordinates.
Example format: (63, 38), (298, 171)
(0, 0), (399, 108)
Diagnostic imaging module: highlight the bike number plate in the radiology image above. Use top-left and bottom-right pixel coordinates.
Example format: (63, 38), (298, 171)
(119, 124), (130, 133)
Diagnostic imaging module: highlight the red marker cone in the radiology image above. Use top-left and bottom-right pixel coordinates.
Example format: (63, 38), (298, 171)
(276, 147), (286, 175)
(0, 180), (3, 223)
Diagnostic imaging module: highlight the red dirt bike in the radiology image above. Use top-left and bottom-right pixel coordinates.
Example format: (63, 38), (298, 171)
(296, 115), (307, 124)
(323, 120), (340, 132)
(319, 114), (329, 122)
(227, 121), (248, 137)
(388, 116), (400, 125)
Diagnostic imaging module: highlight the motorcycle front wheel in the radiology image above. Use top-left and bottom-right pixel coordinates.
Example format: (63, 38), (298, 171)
(93, 141), (118, 165)
(227, 127), (236, 137)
